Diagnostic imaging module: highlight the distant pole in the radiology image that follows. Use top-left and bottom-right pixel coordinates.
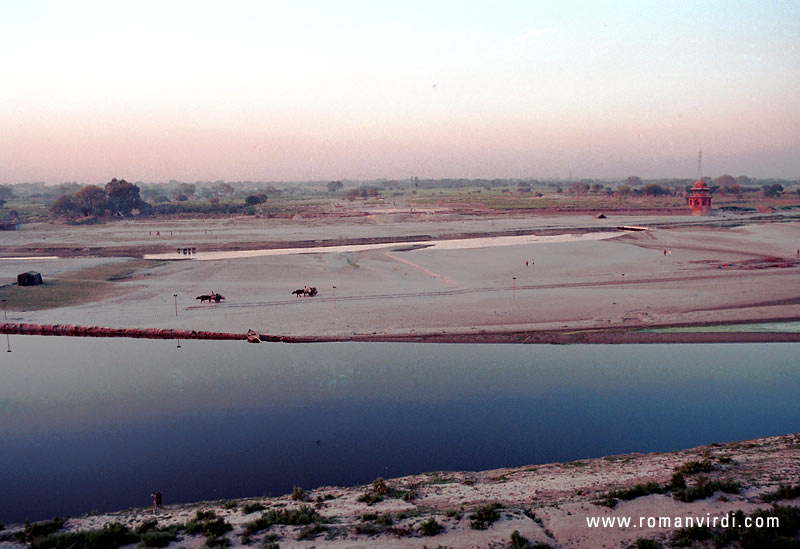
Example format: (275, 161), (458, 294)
(176, 339), (181, 349)
(621, 273), (625, 289)
(173, 294), (178, 317)
(332, 286), (337, 310)
(512, 277), (516, 298)
(6, 333), (10, 352)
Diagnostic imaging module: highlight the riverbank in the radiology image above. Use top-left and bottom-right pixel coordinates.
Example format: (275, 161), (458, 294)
(3, 433), (799, 548)
(3, 320), (800, 344)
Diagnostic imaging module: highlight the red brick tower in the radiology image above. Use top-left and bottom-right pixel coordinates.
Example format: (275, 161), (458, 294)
(688, 179), (712, 216)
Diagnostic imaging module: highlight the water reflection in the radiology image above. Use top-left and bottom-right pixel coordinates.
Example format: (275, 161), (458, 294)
(1, 337), (797, 522)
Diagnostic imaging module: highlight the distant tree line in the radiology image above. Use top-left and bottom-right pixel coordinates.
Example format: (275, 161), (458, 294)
(50, 179), (151, 217)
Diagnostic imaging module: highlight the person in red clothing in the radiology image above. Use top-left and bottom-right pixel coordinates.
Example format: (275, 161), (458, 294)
(151, 491), (163, 514)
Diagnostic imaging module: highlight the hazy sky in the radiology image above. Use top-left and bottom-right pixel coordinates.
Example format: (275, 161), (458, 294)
(1, 0), (798, 184)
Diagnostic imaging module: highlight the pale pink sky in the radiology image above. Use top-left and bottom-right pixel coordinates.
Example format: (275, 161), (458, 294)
(1, 1), (798, 183)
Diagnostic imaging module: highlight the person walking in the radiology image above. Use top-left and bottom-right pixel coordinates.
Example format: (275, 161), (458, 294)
(151, 491), (163, 514)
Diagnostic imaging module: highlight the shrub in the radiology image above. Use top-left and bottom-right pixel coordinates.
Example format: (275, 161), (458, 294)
(32, 522), (139, 548)
(509, 530), (531, 548)
(420, 517), (442, 536)
(761, 484), (800, 502)
(242, 505), (324, 539)
(673, 476), (740, 503)
(596, 482), (667, 507)
(509, 529), (554, 548)
(470, 503), (504, 529)
(671, 525), (712, 546)
(242, 502), (266, 514)
(291, 486), (307, 502)
(139, 527), (180, 548)
(634, 539), (662, 549)
(296, 523), (327, 540)
(675, 460), (714, 476)
(23, 517), (67, 540)
(355, 523), (381, 536)
(185, 510), (232, 547)
(372, 477), (388, 495)
(357, 492), (384, 506)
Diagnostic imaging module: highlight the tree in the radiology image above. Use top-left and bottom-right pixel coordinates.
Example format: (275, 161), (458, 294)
(178, 182), (196, 198)
(0, 184), (14, 200)
(74, 185), (107, 216)
(517, 182), (531, 193)
(569, 182), (590, 194)
(714, 175), (735, 189)
(327, 181), (344, 193)
(641, 184), (670, 196)
(245, 194), (267, 205)
(105, 178), (145, 215)
(624, 176), (643, 187)
(50, 195), (81, 217)
(762, 184), (783, 198)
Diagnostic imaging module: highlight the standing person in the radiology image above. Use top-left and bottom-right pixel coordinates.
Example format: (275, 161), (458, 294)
(151, 491), (163, 514)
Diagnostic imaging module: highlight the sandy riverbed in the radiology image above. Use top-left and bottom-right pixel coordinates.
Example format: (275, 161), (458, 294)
(1, 213), (798, 339)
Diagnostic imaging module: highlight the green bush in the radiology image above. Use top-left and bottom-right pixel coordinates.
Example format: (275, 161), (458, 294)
(357, 492), (384, 506)
(420, 517), (443, 536)
(470, 503), (504, 529)
(32, 522), (138, 549)
(242, 502), (266, 514)
(761, 484), (800, 502)
(296, 523), (327, 540)
(23, 517), (67, 540)
(675, 459), (715, 476)
(673, 476), (740, 502)
(509, 529), (555, 548)
(242, 505), (324, 539)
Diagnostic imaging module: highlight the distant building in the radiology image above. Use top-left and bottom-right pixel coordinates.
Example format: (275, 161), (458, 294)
(17, 271), (43, 286)
(688, 180), (712, 216)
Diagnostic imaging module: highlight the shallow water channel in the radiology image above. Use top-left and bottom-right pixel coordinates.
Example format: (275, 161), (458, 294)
(1, 337), (798, 522)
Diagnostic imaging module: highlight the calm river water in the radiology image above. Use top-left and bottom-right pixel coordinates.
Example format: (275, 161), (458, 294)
(1, 337), (798, 522)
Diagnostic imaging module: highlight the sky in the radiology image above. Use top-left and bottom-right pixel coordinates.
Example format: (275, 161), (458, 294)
(1, 0), (798, 184)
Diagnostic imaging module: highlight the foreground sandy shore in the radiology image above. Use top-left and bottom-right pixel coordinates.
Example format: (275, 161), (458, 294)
(2, 433), (799, 548)
(1, 212), (799, 340)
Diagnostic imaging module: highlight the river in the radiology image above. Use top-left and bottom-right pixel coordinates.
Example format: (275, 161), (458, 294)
(1, 337), (797, 522)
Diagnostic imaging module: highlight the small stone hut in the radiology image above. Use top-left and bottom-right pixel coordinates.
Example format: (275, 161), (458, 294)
(17, 271), (43, 286)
